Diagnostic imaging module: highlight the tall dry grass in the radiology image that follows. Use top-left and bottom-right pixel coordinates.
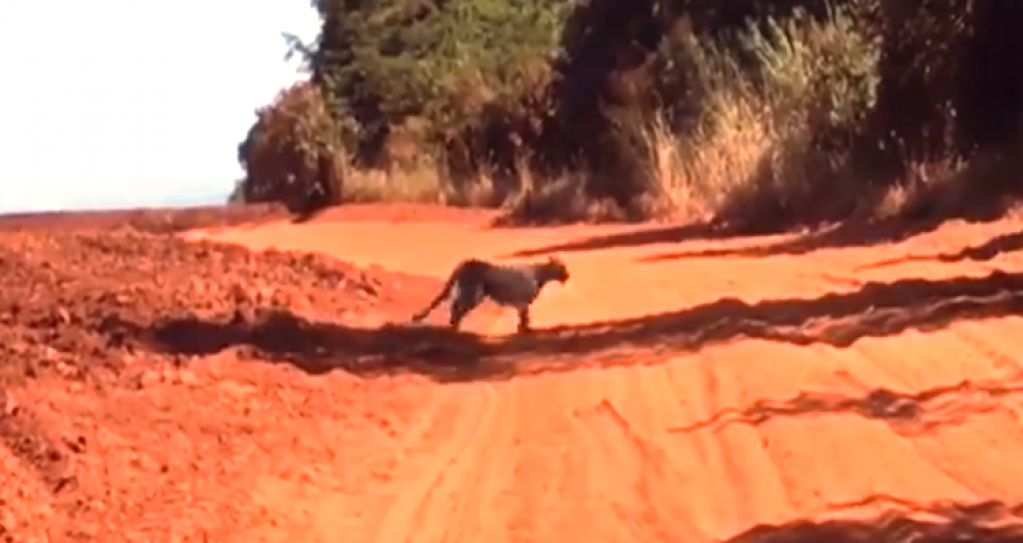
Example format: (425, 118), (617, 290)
(249, 0), (1015, 229)
(644, 0), (883, 228)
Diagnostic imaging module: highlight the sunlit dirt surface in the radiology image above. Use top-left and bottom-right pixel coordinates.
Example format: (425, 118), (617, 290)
(3, 203), (1023, 542)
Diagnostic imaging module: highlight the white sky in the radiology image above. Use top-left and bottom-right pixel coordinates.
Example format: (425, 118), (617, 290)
(0, 1), (320, 213)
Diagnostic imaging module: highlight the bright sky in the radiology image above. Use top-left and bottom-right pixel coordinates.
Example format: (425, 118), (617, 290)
(0, 1), (320, 213)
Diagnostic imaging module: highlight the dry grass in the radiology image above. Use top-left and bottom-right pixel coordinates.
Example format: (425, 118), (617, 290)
(239, 86), (505, 211)
(503, 174), (625, 225)
(341, 168), (446, 205)
(236, 82), (348, 209)
(241, 0), (1017, 231)
(639, 1), (883, 229)
(340, 167), (516, 209)
(341, 162), (505, 209)
(501, 0), (885, 227)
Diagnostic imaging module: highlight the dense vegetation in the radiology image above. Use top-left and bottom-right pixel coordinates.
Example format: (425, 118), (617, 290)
(236, 0), (1023, 231)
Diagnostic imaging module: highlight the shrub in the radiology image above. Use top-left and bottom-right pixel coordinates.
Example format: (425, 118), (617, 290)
(236, 82), (350, 214)
(860, 0), (1023, 220)
(666, 1), (883, 230)
(240, 0), (1023, 231)
(510, 0), (883, 227)
(311, 0), (567, 195)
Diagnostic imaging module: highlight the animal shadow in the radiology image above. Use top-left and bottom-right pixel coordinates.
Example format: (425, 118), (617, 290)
(103, 268), (1023, 382)
(109, 309), (514, 383)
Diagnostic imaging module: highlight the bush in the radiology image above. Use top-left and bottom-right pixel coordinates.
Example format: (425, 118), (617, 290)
(666, 1), (883, 230)
(237, 82), (348, 214)
(509, 0), (882, 227)
(857, 0), (1023, 221)
(236, 0), (1023, 231)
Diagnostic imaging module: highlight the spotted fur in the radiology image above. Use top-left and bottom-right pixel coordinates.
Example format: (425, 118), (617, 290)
(410, 255), (570, 333)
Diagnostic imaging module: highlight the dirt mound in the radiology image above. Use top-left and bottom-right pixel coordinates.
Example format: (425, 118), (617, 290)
(0, 229), (459, 383)
(0, 229), (463, 540)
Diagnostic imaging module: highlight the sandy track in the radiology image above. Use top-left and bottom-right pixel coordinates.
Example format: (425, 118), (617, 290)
(187, 210), (1023, 542)
(3, 205), (1023, 542)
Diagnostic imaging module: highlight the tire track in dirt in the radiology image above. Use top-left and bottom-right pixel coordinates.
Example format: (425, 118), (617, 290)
(573, 395), (702, 542)
(858, 324), (1023, 501)
(370, 384), (508, 543)
(502, 375), (588, 543)
(360, 311), (532, 543)
(237, 377), (455, 541)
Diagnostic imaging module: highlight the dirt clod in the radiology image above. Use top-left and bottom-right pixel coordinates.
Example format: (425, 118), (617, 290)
(0, 225), (450, 541)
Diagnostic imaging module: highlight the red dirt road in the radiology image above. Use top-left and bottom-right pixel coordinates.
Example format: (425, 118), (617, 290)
(4, 204), (1023, 542)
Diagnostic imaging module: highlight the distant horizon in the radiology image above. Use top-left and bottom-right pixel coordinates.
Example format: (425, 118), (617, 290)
(0, 183), (233, 215)
(0, 196), (230, 216)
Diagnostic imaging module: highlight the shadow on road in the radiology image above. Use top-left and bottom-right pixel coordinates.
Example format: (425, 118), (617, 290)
(667, 372), (1023, 436)
(638, 217), (947, 262)
(511, 216), (956, 260)
(494, 269), (1023, 377)
(721, 498), (1023, 543)
(859, 229), (1023, 270)
(109, 310), (510, 382)
(114, 269), (1023, 383)
(507, 222), (728, 258)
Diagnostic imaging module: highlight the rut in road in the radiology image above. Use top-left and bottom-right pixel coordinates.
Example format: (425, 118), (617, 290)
(191, 215), (1023, 543)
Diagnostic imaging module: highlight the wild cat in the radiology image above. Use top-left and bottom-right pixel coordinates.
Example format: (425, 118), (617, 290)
(410, 255), (570, 333)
